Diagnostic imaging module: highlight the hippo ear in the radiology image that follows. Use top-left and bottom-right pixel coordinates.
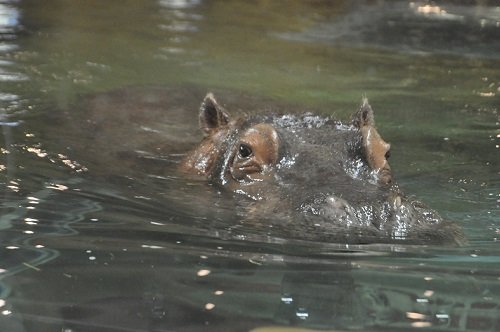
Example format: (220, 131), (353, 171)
(199, 93), (230, 135)
(360, 126), (392, 184)
(352, 98), (375, 128)
(353, 99), (392, 184)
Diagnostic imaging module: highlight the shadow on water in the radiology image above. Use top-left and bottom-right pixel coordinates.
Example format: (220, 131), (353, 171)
(0, 0), (498, 331)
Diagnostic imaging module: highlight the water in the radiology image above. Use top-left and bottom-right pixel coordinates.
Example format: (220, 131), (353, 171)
(0, 1), (499, 331)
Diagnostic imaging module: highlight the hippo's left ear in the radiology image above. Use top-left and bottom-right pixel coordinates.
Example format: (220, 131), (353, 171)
(199, 93), (230, 135)
(351, 98), (375, 128)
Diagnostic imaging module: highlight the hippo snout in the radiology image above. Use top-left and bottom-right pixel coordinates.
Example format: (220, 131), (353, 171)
(301, 194), (362, 226)
(324, 196), (354, 221)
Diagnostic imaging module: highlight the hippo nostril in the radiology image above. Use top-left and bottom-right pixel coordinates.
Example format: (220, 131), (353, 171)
(326, 196), (348, 210)
(322, 195), (355, 222)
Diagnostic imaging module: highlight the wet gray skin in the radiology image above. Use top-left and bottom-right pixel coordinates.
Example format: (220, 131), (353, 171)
(183, 96), (465, 246)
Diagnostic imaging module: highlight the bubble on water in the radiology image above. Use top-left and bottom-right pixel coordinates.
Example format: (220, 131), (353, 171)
(197, 269), (210, 277)
(281, 294), (293, 304)
(295, 307), (309, 320)
(1, 308), (12, 315)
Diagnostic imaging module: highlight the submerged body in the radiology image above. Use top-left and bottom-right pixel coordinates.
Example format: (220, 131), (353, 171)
(181, 94), (465, 245)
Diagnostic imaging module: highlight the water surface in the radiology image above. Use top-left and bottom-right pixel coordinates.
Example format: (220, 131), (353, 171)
(0, 1), (499, 331)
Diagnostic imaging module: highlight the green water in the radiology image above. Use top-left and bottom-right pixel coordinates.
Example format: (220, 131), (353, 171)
(0, 1), (499, 331)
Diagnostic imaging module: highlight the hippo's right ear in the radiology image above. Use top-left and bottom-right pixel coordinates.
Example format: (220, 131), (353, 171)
(199, 93), (230, 135)
(351, 98), (375, 128)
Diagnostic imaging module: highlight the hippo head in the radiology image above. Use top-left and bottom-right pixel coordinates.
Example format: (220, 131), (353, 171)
(181, 93), (464, 245)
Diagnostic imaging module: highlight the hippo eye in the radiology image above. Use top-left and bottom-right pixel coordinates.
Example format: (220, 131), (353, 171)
(238, 143), (253, 159)
(385, 150), (391, 159)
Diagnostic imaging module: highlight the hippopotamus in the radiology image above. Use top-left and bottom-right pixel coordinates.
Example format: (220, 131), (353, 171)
(180, 93), (465, 245)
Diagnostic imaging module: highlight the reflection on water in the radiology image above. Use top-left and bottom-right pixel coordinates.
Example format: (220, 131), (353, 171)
(278, 1), (500, 59)
(0, 0), (21, 109)
(0, 1), (25, 83)
(0, 0), (498, 331)
(160, 0), (201, 10)
(0, 1), (18, 38)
